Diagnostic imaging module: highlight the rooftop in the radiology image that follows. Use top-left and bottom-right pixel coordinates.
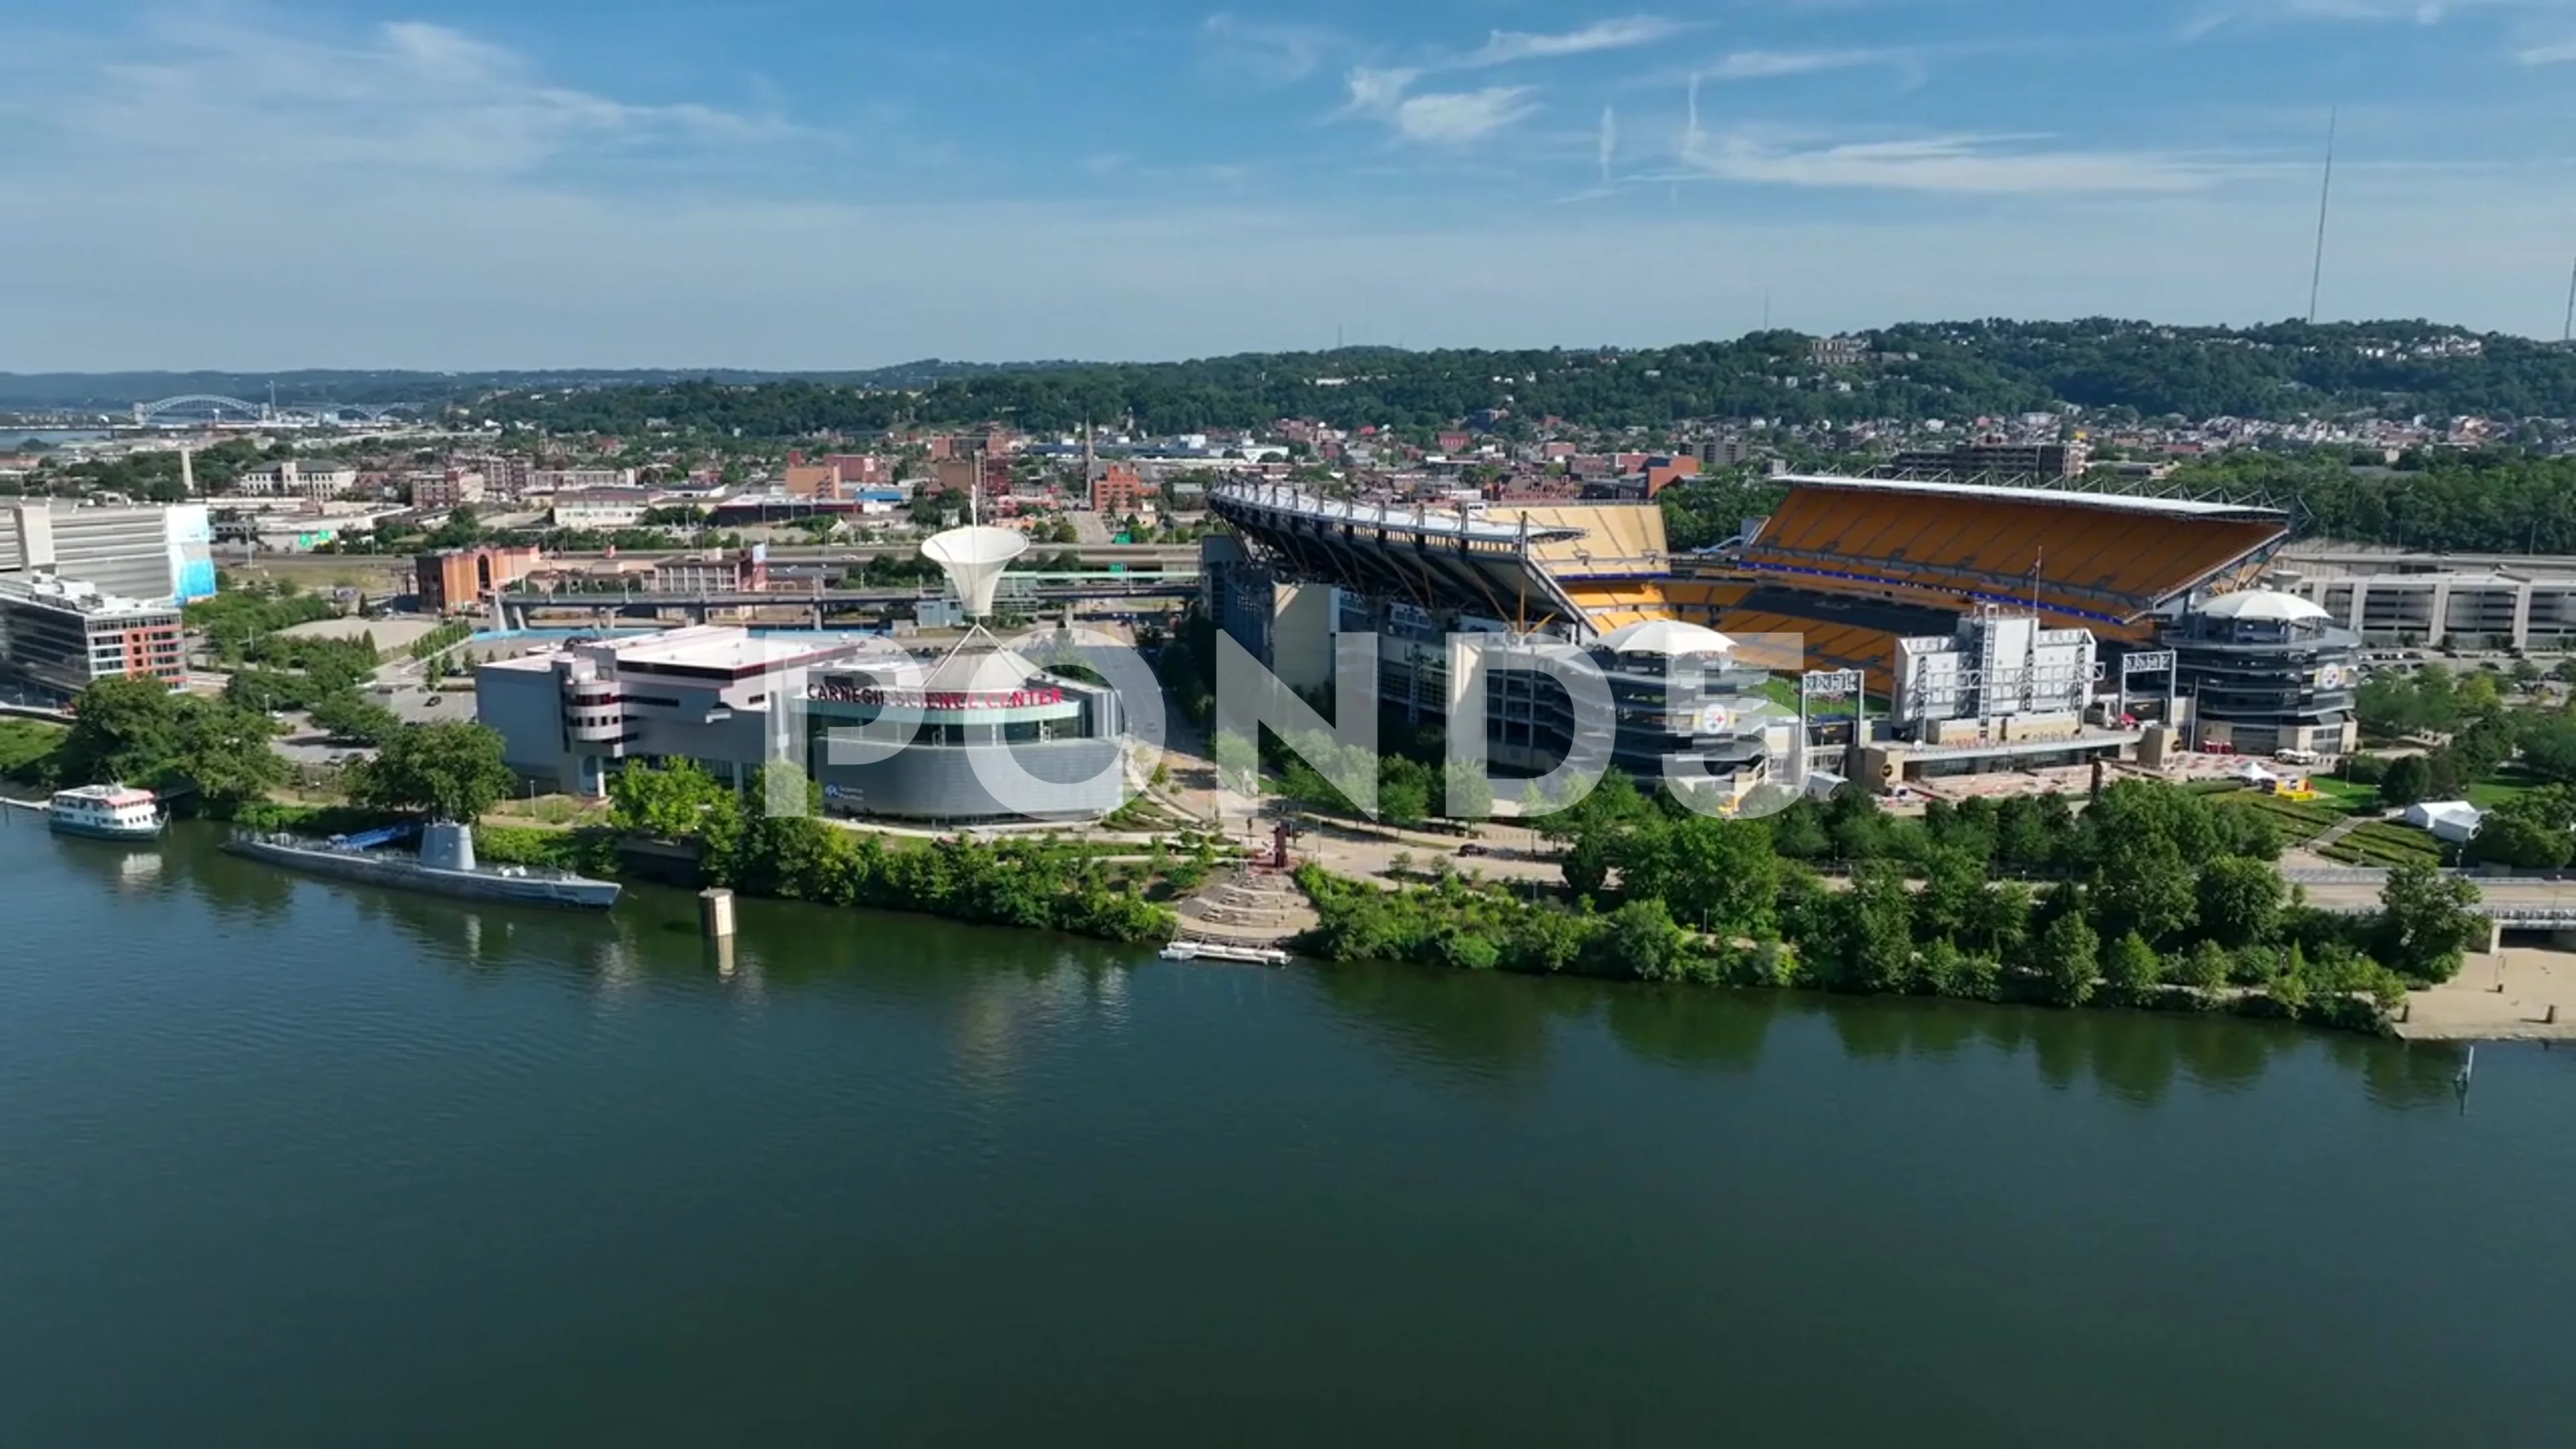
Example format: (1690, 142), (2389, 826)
(1770, 473), (2286, 522)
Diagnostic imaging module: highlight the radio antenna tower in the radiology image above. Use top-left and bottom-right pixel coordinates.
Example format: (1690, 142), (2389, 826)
(2306, 107), (2337, 325)
(2562, 254), (2575, 345)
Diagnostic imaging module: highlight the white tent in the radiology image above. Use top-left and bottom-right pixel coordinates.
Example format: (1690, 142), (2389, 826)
(2402, 800), (2484, 845)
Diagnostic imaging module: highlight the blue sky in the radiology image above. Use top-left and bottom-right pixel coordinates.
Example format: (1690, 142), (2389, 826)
(5, 0), (2574, 369)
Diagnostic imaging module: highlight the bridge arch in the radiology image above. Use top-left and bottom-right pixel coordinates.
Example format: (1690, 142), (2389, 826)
(133, 394), (266, 424)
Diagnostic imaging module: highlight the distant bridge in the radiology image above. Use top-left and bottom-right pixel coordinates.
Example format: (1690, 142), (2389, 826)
(131, 396), (425, 427)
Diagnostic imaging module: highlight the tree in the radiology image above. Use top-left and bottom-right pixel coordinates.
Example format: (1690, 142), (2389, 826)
(350, 722), (517, 821)
(2379, 753), (2434, 807)
(610, 759), (742, 841)
(173, 703), (288, 809)
(2090, 830), (2198, 943)
(58, 676), (189, 786)
(2171, 938), (2233, 993)
(2103, 930), (2165, 1002)
(1440, 760), (1495, 821)
(2463, 809), (2574, 871)
(1376, 757), (1434, 828)
(2373, 860), (2484, 985)
(2519, 714), (2576, 786)
(2196, 855), (2285, 949)
(305, 692), (401, 747)
(1619, 815), (1782, 941)
(2037, 912), (2100, 1007)
(1599, 898), (1687, 982)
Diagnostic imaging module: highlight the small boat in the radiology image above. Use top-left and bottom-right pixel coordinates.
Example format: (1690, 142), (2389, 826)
(47, 784), (166, 842)
(1159, 940), (1291, 966)
(223, 820), (620, 910)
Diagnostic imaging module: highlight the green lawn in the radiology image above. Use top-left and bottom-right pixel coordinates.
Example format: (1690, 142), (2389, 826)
(0, 718), (66, 785)
(2465, 765), (2547, 810)
(2302, 775), (2381, 816)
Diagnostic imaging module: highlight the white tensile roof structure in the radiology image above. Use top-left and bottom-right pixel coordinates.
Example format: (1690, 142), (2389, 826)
(922, 525), (1028, 621)
(1597, 618), (1735, 657)
(2197, 590), (2332, 624)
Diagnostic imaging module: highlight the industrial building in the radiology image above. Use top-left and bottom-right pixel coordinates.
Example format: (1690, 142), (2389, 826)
(0, 574), (186, 699)
(0, 502), (217, 606)
(418, 545), (544, 614)
(2161, 591), (2361, 757)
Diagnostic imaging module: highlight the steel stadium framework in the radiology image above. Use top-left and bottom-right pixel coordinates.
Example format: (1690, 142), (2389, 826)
(1210, 475), (2294, 689)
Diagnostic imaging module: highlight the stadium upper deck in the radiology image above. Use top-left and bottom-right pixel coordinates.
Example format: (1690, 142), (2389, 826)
(1726, 476), (2288, 634)
(1210, 483), (1673, 633)
(1210, 477), (2288, 690)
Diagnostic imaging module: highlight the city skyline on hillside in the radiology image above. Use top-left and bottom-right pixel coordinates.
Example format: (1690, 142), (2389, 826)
(6, 2), (2575, 370)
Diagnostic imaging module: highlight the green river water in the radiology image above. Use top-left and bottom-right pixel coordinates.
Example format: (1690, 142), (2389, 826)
(1, 818), (2569, 1446)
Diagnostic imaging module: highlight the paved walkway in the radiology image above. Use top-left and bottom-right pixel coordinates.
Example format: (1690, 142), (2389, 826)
(2400, 949), (2576, 1041)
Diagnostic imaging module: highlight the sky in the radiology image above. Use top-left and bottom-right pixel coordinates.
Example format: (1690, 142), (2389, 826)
(4, 0), (2575, 370)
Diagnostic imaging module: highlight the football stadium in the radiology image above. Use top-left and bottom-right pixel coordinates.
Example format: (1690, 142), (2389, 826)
(1204, 474), (2359, 798)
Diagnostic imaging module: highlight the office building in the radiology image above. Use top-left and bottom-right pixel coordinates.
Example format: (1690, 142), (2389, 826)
(550, 488), (661, 529)
(2163, 591), (2361, 757)
(411, 469), (487, 510)
(234, 461), (359, 499)
(0, 502), (216, 606)
(0, 574), (186, 699)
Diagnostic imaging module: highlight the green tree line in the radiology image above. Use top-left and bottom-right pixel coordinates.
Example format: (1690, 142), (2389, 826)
(461, 320), (2576, 440)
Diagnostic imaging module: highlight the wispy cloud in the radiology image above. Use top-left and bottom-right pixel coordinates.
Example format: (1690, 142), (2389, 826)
(2187, 0), (2561, 35)
(1679, 131), (2217, 195)
(2518, 40), (2576, 62)
(54, 15), (786, 176)
(1340, 66), (1536, 145)
(1598, 104), (1619, 184)
(1389, 87), (1540, 144)
(1458, 17), (1684, 68)
(1706, 48), (1911, 80)
(1199, 13), (1340, 85)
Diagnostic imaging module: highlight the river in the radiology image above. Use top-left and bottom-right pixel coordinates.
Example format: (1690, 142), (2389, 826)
(3, 820), (2570, 1446)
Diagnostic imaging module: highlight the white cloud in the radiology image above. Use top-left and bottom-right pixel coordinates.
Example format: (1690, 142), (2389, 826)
(1199, 13), (1340, 84)
(1458, 17), (1684, 67)
(54, 14), (783, 177)
(1393, 88), (1539, 144)
(1340, 67), (1532, 145)
(1680, 131), (2216, 194)
(2518, 40), (2576, 60)
(1599, 104), (1619, 184)
(1707, 48), (1904, 80)
(1342, 66), (1421, 115)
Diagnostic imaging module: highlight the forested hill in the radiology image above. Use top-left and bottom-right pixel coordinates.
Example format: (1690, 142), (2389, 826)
(461, 321), (2576, 437)
(0, 359), (1063, 412)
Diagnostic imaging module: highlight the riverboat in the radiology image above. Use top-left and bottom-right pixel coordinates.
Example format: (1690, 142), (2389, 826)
(47, 784), (165, 842)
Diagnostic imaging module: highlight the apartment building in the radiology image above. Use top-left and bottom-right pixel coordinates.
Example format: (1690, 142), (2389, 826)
(0, 574), (186, 699)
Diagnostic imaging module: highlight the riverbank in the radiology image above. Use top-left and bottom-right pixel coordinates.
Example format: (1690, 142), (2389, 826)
(2395, 947), (2576, 1040)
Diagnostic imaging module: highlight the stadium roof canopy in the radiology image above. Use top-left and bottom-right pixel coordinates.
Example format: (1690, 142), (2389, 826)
(1209, 483), (1667, 633)
(1768, 474), (2286, 523)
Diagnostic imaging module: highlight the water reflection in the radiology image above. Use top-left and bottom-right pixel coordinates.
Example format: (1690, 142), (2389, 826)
(112, 823), (2481, 1108)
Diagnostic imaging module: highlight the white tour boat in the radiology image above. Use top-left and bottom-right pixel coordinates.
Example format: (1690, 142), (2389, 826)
(48, 784), (166, 842)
